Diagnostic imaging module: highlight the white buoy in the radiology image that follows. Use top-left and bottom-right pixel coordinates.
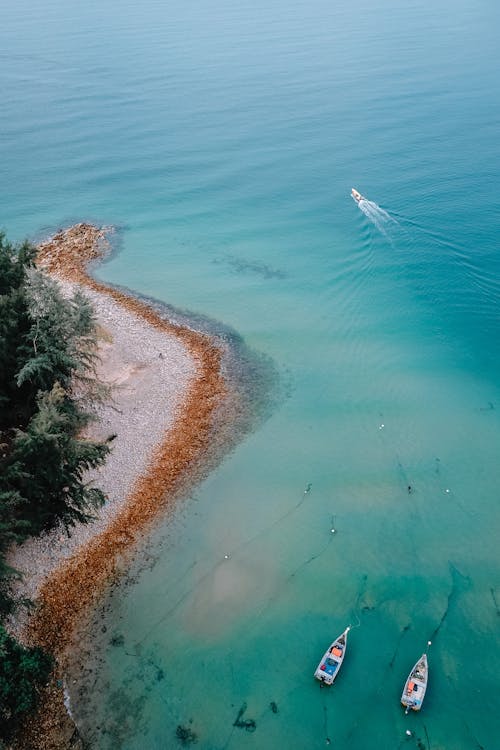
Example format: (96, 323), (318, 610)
(224, 554), (230, 560)
(331, 528), (336, 534)
(445, 488), (450, 493)
(405, 729), (412, 736)
(379, 424), (385, 430)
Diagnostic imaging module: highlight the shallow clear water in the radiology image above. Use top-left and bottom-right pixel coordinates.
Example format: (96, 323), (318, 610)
(2, 1), (500, 747)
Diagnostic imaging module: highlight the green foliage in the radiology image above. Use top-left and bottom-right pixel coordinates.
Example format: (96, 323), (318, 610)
(0, 624), (52, 740)
(0, 234), (104, 430)
(19, 269), (99, 394)
(4, 383), (112, 535)
(0, 232), (112, 549)
(0, 489), (30, 616)
(0, 233), (36, 426)
(0, 231), (114, 742)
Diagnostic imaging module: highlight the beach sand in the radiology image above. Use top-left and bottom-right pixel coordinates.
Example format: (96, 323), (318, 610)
(9, 224), (229, 749)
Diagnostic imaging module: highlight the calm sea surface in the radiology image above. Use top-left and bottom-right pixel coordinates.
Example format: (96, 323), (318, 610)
(2, 1), (500, 747)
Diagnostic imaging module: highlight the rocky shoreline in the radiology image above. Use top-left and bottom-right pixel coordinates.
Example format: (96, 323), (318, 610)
(10, 224), (229, 749)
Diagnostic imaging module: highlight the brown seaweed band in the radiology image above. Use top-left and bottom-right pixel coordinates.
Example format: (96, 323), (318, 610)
(31, 224), (227, 655)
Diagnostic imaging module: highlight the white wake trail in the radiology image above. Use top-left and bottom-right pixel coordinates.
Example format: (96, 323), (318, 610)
(356, 198), (398, 237)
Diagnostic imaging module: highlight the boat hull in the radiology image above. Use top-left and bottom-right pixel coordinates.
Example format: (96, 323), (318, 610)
(314, 628), (349, 686)
(401, 654), (428, 711)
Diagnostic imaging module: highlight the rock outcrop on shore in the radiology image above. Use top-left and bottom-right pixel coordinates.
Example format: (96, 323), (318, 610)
(11, 224), (228, 749)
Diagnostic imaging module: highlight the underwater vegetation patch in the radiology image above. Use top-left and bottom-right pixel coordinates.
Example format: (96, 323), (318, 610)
(176, 723), (198, 744)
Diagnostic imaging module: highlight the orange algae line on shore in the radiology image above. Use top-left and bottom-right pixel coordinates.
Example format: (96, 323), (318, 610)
(31, 224), (227, 655)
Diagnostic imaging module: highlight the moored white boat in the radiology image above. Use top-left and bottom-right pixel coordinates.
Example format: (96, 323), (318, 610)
(314, 627), (350, 685)
(401, 653), (428, 712)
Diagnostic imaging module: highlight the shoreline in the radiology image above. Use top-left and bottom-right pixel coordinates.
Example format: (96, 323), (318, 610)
(11, 224), (230, 748)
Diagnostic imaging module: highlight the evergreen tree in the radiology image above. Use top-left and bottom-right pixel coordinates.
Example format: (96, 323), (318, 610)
(19, 268), (101, 400)
(5, 382), (112, 534)
(0, 233), (36, 428)
(0, 492), (28, 615)
(0, 231), (113, 730)
(0, 235), (112, 542)
(0, 624), (52, 741)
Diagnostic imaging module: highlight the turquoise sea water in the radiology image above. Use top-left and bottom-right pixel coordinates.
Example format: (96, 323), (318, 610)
(3, 1), (500, 747)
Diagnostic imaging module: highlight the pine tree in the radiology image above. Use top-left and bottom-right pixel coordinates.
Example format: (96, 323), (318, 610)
(0, 232), (115, 743)
(0, 232), (113, 621)
(0, 237), (113, 540)
(16, 267), (105, 427)
(0, 624), (52, 740)
(5, 383), (112, 534)
(0, 233), (36, 428)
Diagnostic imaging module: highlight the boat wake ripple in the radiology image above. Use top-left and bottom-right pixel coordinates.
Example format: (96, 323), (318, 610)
(356, 198), (398, 237)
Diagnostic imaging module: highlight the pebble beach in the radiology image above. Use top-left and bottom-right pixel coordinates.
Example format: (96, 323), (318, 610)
(8, 224), (228, 749)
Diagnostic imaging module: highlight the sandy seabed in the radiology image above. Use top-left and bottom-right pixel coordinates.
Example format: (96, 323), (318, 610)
(9, 224), (230, 749)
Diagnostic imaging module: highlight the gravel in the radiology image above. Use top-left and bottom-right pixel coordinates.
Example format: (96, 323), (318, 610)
(6, 279), (197, 631)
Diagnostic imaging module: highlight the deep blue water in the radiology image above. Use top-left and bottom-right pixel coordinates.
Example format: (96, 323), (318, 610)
(2, 1), (500, 748)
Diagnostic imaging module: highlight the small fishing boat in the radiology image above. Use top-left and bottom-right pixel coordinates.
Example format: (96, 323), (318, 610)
(401, 653), (428, 712)
(314, 627), (350, 685)
(351, 188), (364, 203)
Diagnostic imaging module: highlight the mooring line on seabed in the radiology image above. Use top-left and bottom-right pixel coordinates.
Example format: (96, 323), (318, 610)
(230, 480), (314, 556)
(395, 726), (431, 750)
(344, 616), (412, 747)
(321, 687), (331, 746)
(389, 623), (412, 669)
(248, 529), (336, 626)
(428, 561), (470, 643)
(71, 487), (313, 742)
(463, 720), (487, 749)
(346, 560), (473, 748)
(133, 482), (318, 647)
(124, 479), (339, 666)
(96, 481), (317, 689)
(86, 486), (340, 743)
(490, 586), (500, 616)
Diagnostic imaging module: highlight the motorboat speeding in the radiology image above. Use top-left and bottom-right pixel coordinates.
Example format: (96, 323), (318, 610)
(351, 187), (399, 238)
